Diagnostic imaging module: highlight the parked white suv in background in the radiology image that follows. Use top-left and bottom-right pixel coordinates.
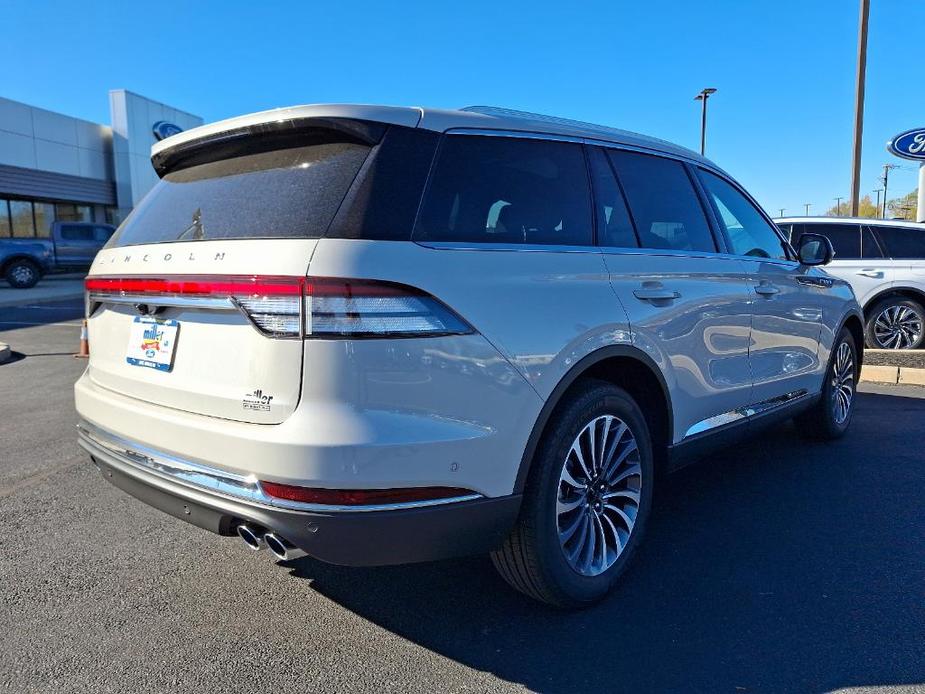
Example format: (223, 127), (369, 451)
(777, 217), (925, 350)
(76, 104), (862, 607)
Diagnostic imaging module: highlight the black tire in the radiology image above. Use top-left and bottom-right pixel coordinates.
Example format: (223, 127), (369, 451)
(491, 380), (654, 608)
(4, 259), (41, 289)
(864, 297), (925, 350)
(794, 328), (858, 441)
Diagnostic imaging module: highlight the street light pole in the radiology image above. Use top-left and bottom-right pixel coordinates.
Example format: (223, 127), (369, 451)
(849, 0), (870, 216)
(694, 88), (717, 156)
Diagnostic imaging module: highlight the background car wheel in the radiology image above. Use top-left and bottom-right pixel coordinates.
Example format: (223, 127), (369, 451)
(491, 380), (654, 608)
(794, 328), (858, 440)
(864, 297), (924, 350)
(4, 260), (41, 289)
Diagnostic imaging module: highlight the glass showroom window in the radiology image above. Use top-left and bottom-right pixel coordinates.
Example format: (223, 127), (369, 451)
(0, 200), (11, 237)
(55, 203), (92, 223)
(10, 200), (35, 237)
(33, 202), (55, 238)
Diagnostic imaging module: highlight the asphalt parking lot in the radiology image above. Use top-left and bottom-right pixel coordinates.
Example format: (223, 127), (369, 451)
(1, 297), (924, 694)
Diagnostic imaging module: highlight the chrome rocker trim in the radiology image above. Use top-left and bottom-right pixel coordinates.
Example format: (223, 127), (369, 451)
(683, 389), (810, 439)
(77, 421), (482, 513)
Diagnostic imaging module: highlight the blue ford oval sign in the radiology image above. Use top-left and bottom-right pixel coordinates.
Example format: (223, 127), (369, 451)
(887, 127), (925, 160)
(152, 121), (183, 141)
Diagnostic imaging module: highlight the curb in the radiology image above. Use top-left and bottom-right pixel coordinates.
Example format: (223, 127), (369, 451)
(0, 342), (10, 364)
(860, 365), (925, 386)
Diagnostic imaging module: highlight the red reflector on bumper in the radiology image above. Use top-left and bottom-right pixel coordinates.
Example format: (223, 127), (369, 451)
(259, 482), (475, 506)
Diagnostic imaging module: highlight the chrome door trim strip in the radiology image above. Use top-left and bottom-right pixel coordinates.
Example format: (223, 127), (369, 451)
(77, 421), (482, 513)
(684, 389), (809, 439)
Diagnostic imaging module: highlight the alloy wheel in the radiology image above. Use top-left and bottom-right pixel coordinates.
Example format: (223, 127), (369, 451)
(832, 341), (855, 425)
(557, 415), (641, 577)
(11, 265), (35, 285)
(873, 305), (923, 349)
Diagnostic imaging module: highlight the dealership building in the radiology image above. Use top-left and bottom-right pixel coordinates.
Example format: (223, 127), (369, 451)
(0, 90), (202, 238)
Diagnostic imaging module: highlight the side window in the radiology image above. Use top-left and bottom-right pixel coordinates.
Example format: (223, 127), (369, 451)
(607, 150), (715, 252)
(800, 223), (861, 259)
(93, 226), (115, 242)
(861, 227), (883, 259)
(414, 135), (592, 246)
(872, 226), (925, 259)
(698, 169), (787, 260)
(59, 224), (94, 241)
(587, 147), (637, 248)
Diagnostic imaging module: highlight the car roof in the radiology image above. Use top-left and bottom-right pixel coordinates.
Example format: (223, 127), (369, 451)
(775, 216), (925, 229)
(151, 103), (712, 167)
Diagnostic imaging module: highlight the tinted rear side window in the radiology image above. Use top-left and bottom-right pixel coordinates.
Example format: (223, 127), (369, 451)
(872, 226), (925, 258)
(60, 224), (94, 241)
(607, 150), (715, 252)
(414, 135), (593, 246)
(794, 224), (861, 259)
(587, 147), (638, 248)
(108, 136), (371, 247)
(861, 226), (883, 258)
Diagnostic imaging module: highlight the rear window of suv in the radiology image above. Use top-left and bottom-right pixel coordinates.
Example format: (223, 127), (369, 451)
(414, 135), (593, 246)
(108, 137), (371, 247)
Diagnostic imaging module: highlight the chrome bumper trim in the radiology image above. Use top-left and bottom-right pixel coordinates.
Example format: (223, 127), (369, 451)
(77, 420), (481, 513)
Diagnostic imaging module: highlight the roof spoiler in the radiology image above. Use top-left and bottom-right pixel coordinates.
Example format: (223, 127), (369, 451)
(150, 117), (387, 177)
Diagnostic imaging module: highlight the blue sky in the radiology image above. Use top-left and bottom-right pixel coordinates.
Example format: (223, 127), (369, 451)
(2, 0), (923, 215)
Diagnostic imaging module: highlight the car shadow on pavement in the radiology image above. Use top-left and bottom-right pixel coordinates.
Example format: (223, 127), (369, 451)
(283, 391), (925, 693)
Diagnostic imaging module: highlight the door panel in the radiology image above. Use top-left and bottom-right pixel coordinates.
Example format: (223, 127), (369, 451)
(605, 251), (754, 443)
(744, 260), (826, 403)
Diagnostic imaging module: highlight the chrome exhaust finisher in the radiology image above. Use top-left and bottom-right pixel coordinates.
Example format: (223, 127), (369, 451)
(264, 532), (308, 561)
(237, 524), (265, 551)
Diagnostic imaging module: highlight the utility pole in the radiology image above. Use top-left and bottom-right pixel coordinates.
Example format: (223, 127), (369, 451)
(804, 203), (812, 216)
(849, 0), (870, 216)
(873, 188), (883, 212)
(834, 196), (843, 216)
(694, 88), (717, 156)
(881, 164), (899, 218)
(778, 208), (786, 217)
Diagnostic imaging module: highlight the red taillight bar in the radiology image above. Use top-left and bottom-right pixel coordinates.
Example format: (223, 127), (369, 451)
(259, 481), (476, 506)
(85, 275), (305, 296)
(84, 276), (423, 297)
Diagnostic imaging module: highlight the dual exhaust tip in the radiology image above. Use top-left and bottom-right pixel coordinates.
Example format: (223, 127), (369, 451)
(236, 524), (306, 561)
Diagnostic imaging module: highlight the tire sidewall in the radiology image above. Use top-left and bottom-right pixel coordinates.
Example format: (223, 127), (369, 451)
(865, 298), (925, 350)
(528, 383), (655, 606)
(819, 329), (858, 438)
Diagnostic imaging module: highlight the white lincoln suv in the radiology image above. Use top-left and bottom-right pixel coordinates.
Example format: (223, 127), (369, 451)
(777, 217), (925, 349)
(76, 104), (863, 607)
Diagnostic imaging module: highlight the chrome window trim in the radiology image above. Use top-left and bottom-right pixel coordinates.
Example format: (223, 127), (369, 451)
(683, 389), (809, 439)
(77, 421), (482, 513)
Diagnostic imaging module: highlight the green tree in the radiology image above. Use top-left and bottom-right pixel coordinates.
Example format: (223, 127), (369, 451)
(824, 195), (879, 218)
(886, 190), (918, 220)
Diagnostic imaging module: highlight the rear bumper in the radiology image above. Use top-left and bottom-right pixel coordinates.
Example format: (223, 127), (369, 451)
(80, 422), (521, 566)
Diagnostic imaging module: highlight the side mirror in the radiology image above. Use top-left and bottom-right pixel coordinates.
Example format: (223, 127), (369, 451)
(797, 233), (834, 266)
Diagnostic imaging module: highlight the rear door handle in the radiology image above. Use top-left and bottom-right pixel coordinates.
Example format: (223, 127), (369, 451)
(754, 283), (780, 296)
(857, 269), (884, 278)
(633, 288), (681, 302)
